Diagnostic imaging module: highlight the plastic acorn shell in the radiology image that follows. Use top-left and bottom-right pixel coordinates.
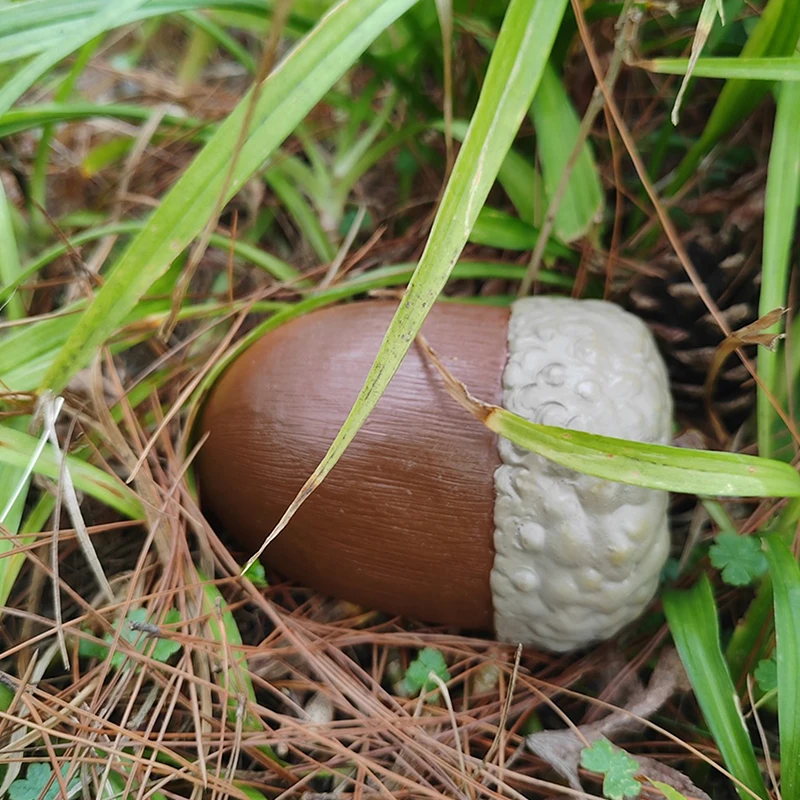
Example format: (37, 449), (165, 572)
(196, 297), (673, 651)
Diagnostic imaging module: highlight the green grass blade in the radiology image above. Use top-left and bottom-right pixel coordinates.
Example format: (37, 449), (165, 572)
(641, 56), (800, 81)
(39, 0), (418, 395)
(0, 492), (54, 611)
(182, 10), (257, 73)
(530, 60), (603, 242)
(664, 576), (770, 800)
(762, 535), (800, 800)
(0, 178), (25, 320)
(265, 168), (336, 262)
(197, 574), (279, 762)
(0, 102), (207, 139)
(667, 0), (800, 193)
(469, 207), (574, 259)
(486, 408), (800, 497)
(437, 118), (543, 227)
(0, 1), (290, 64)
(757, 75), (800, 459)
(0, 416), (33, 533)
(496, 148), (541, 226)
(237, 0), (583, 567)
(0, 0), (150, 117)
(0, 425), (144, 519)
(725, 578), (775, 687)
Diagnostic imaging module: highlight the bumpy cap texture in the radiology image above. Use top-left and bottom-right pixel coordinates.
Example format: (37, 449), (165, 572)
(491, 297), (673, 652)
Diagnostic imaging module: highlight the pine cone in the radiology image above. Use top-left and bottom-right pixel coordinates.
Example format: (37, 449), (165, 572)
(624, 234), (760, 436)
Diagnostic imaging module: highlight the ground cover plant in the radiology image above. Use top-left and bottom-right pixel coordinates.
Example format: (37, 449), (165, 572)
(0, 0), (799, 798)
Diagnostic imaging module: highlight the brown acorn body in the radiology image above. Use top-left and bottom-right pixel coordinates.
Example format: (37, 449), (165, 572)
(197, 301), (509, 630)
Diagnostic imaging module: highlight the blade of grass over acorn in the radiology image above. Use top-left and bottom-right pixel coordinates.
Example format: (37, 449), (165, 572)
(0, 1), (799, 799)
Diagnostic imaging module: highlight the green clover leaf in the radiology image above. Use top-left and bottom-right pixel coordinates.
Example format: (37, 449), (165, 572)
(709, 532), (767, 586)
(402, 647), (450, 698)
(580, 738), (641, 800)
(79, 608), (181, 669)
(9, 763), (80, 800)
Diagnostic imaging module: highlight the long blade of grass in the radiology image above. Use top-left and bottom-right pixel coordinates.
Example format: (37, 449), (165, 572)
(530, 60), (603, 242)
(0, 0), (304, 64)
(469, 207), (574, 258)
(197, 574), (280, 762)
(757, 75), (800, 459)
(0, 425), (143, 518)
(664, 576), (770, 800)
(40, 0), (418, 395)
(238, 0), (588, 573)
(0, 102), (207, 140)
(762, 535), (800, 800)
(0, 493), (54, 611)
(0, 179), (25, 320)
(483, 407), (800, 498)
(641, 56), (800, 81)
(0, 418), (39, 611)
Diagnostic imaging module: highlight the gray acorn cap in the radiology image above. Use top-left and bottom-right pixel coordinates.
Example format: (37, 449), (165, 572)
(490, 297), (673, 652)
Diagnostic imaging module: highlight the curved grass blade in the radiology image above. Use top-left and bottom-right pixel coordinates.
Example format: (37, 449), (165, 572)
(485, 407), (800, 497)
(762, 535), (800, 800)
(757, 75), (800, 458)
(0, 425), (143, 518)
(470, 207), (574, 258)
(0, 1), (306, 65)
(664, 576), (770, 800)
(640, 56), (800, 81)
(240, 0), (573, 573)
(40, 0), (418, 395)
(198, 574), (281, 763)
(0, 180), (25, 320)
(0, 102), (207, 139)
(0, 493), (54, 612)
(530, 61), (603, 243)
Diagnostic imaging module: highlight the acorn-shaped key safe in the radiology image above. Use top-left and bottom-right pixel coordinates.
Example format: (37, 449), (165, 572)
(197, 297), (673, 652)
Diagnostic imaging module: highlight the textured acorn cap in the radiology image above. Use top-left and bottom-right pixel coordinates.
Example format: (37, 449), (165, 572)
(197, 297), (673, 651)
(492, 297), (672, 650)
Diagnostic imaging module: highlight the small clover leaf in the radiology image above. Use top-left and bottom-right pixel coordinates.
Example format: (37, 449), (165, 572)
(580, 739), (641, 800)
(755, 655), (778, 694)
(402, 647), (450, 698)
(709, 533), (767, 586)
(9, 763), (80, 800)
(79, 608), (181, 669)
